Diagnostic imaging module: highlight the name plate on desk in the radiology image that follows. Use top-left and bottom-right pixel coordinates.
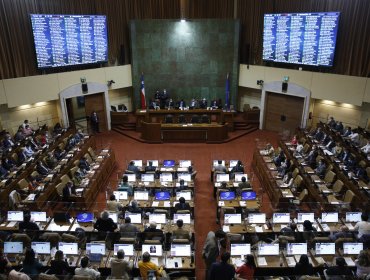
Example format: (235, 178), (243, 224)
(166, 257), (183, 268)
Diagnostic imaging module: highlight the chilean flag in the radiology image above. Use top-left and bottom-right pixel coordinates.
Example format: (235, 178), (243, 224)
(140, 73), (146, 109)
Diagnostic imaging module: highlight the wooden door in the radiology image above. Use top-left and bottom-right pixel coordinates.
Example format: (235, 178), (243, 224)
(84, 93), (107, 132)
(65, 98), (76, 129)
(264, 92), (304, 134)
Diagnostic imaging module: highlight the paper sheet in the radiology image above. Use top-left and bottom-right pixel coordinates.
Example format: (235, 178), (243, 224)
(164, 201), (171, 207)
(255, 226), (263, 232)
(6, 221), (17, 228)
(152, 201), (159, 207)
(166, 257), (183, 268)
(222, 225), (230, 233)
(344, 257), (355, 266)
(257, 257), (267, 266)
(286, 256), (296, 267)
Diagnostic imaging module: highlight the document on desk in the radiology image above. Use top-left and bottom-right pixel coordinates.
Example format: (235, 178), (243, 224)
(222, 225), (230, 233)
(315, 257), (325, 265)
(344, 257), (355, 266)
(166, 257), (182, 268)
(239, 201), (246, 207)
(26, 194), (36, 201)
(321, 224), (330, 231)
(232, 257), (245, 267)
(286, 256), (296, 267)
(163, 201), (171, 207)
(345, 223), (354, 230)
(257, 257), (267, 266)
(151, 257), (159, 266)
(255, 226), (263, 232)
(218, 201), (225, 206)
(6, 221), (17, 228)
(152, 201), (159, 207)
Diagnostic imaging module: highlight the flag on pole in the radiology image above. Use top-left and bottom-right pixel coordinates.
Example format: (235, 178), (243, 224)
(225, 73), (230, 110)
(140, 73), (146, 109)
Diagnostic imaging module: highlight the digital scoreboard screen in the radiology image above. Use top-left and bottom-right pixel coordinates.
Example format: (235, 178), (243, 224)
(30, 14), (108, 69)
(263, 12), (340, 66)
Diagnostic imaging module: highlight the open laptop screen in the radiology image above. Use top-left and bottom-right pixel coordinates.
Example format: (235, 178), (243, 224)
(258, 243), (279, 256)
(114, 244), (134, 256)
(248, 213), (266, 224)
(132, 160), (142, 167)
(273, 213), (291, 224)
(179, 160), (192, 168)
(170, 244), (191, 257)
(160, 173), (173, 182)
(58, 242), (78, 255)
(108, 212), (118, 223)
(224, 214), (242, 224)
(76, 212), (94, 223)
(231, 243), (251, 256)
(297, 213), (315, 223)
(113, 191), (128, 200)
(229, 160), (239, 168)
(213, 160), (225, 167)
(155, 191), (171, 201)
(142, 244), (163, 256)
(241, 191), (256, 200)
(321, 212), (338, 223)
(286, 243), (307, 255)
(141, 174), (154, 182)
(31, 242), (51, 254)
(147, 160), (159, 167)
(343, 243), (363, 255)
(219, 191), (235, 201)
(234, 174), (248, 182)
(134, 191), (149, 201)
(30, 211), (47, 222)
(178, 173), (191, 182)
(163, 160), (175, 168)
(86, 243), (105, 255)
(216, 173), (229, 182)
(173, 213), (191, 224)
(176, 191), (192, 201)
(4, 242), (23, 254)
(125, 212), (142, 224)
(315, 243), (335, 255)
(124, 174), (136, 182)
(345, 212), (362, 223)
(7, 211), (24, 222)
(149, 213), (166, 224)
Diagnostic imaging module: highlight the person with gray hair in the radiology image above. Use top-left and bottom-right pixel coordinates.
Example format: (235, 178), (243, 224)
(144, 221), (163, 233)
(110, 249), (132, 279)
(94, 210), (117, 232)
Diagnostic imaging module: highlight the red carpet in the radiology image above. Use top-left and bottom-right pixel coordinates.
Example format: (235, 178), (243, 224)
(92, 129), (279, 279)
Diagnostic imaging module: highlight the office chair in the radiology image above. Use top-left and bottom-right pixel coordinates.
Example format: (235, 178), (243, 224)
(190, 115), (199, 124)
(164, 114), (174, 124)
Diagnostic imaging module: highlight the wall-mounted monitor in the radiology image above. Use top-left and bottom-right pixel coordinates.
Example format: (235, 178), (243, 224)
(30, 14), (108, 69)
(263, 12), (340, 67)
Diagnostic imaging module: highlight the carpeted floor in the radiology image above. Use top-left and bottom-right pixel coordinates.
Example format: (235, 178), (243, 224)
(92, 129), (279, 279)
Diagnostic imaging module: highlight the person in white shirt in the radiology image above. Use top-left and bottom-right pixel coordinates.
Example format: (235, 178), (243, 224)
(361, 140), (370, 154)
(354, 214), (370, 239)
(75, 256), (100, 279)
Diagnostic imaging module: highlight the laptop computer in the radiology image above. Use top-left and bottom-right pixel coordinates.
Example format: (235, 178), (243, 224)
(4, 242), (23, 262)
(7, 211), (24, 222)
(177, 173), (191, 182)
(258, 243), (279, 256)
(142, 244), (163, 256)
(213, 160), (225, 167)
(147, 160), (159, 167)
(141, 173), (154, 182)
(170, 244), (191, 257)
(286, 243), (307, 255)
(179, 160), (192, 168)
(343, 243), (363, 255)
(173, 213), (191, 224)
(345, 212), (362, 223)
(297, 213), (315, 223)
(132, 160), (143, 167)
(160, 173), (173, 182)
(176, 191), (192, 201)
(321, 212), (338, 223)
(230, 243), (251, 256)
(216, 173), (229, 182)
(155, 191), (171, 201)
(123, 173), (136, 182)
(315, 243), (335, 255)
(113, 191), (128, 200)
(219, 191), (235, 201)
(224, 213), (242, 224)
(125, 212), (142, 224)
(229, 160), (239, 168)
(30, 211), (47, 222)
(76, 212), (94, 223)
(108, 212), (118, 223)
(134, 191), (149, 201)
(234, 174), (248, 182)
(272, 213), (291, 224)
(248, 213), (266, 224)
(241, 191), (256, 200)
(114, 244), (134, 256)
(163, 160), (176, 168)
(58, 242), (79, 255)
(31, 242), (51, 255)
(149, 213), (166, 224)
(86, 243), (105, 262)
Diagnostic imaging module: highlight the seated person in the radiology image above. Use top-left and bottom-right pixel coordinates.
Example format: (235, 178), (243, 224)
(107, 194), (122, 212)
(144, 221), (162, 233)
(361, 140), (370, 154)
(334, 121), (344, 133)
(174, 197), (191, 211)
(94, 211), (117, 232)
(138, 252), (167, 280)
(45, 152), (57, 169)
(127, 200), (142, 214)
(62, 181), (76, 203)
(36, 161), (50, 176)
(24, 144), (34, 157)
(172, 219), (190, 240)
(2, 133), (15, 150)
(0, 160), (9, 179)
(238, 176), (251, 189)
(329, 225), (353, 241)
(277, 158), (291, 177)
(166, 98), (175, 109)
(22, 125), (33, 137)
(325, 257), (352, 278)
(2, 157), (16, 171)
(149, 99), (158, 110)
(354, 213), (370, 239)
(189, 98), (198, 109)
(177, 99), (186, 109)
(14, 126), (25, 142)
(290, 135), (298, 145)
(19, 213), (39, 233)
(127, 161), (140, 178)
(53, 146), (65, 160)
(75, 256), (100, 279)
(199, 98), (207, 109)
(119, 217), (139, 238)
(210, 99), (218, 109)
(110, 249), (132, 279)
(49, 250), (72, 278)
(273, 150), (285, 167)
(315, 159), (327, 179)
(79, 157), (90, 172)
(117, 175), (133, 195)
(176, 179), (188, 192)
(22, 248), (42, 279)
(230, 160), (244, 174)
(53, 123), (63, 135)
(294, 254), (314, 277)
(145, 161), (156, 172)
(261, 143), (274, 156)
(327, 116), (336, 128)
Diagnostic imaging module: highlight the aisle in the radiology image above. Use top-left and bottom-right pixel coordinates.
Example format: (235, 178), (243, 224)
(91, 129), (279, 279)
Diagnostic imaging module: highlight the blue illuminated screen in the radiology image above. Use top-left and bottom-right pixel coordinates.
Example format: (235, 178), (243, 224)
(219, 191), (235, 201)
(241, 191), (256, 200)
(163, 160), (175, 167)
(155, 191), (171, 200)
(263, 12), (340, 66)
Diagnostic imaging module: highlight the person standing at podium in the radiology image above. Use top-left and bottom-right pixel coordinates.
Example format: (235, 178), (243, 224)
(90, 111), (99, 134)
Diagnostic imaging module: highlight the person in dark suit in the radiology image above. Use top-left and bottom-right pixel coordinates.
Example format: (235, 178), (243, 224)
(145, 161), (156, 172)
(127, 161), (140, 178)
(294, 254), (314, 277)
(94, 211), (117, 232)
(314, 127), (324, 142)
(199, 98), (207, 109)
(2, 134), (15, 150)
(315, 159), (327, 179)
(149, 98), (158, 110)
(17, 148), (28, 165)
(36, 161), (50, 176)
(325, 257), (353, 277)
(0, 160), (9, 179)
(339, 148), (351, 163)
(189, 98), (198, 109)
(54, 146), (65, 160)
(172, 219), (190, 240)
(305, 145), (318, 168)
(62, 182), (76, 202)
(174, 197), (191, 211)
(166, 98), (175, 109)
(79, 157), (90, 172)
(209, 252), (235, 280)
(177, 99), (186, 109)
(202, 230), (227, 280)
(210, 100), (218, 109)
(19, 213), (39, 233)
(90, 111), (99, 133)
(2, 157), (16, 171)
(231, 160), (244, 173)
